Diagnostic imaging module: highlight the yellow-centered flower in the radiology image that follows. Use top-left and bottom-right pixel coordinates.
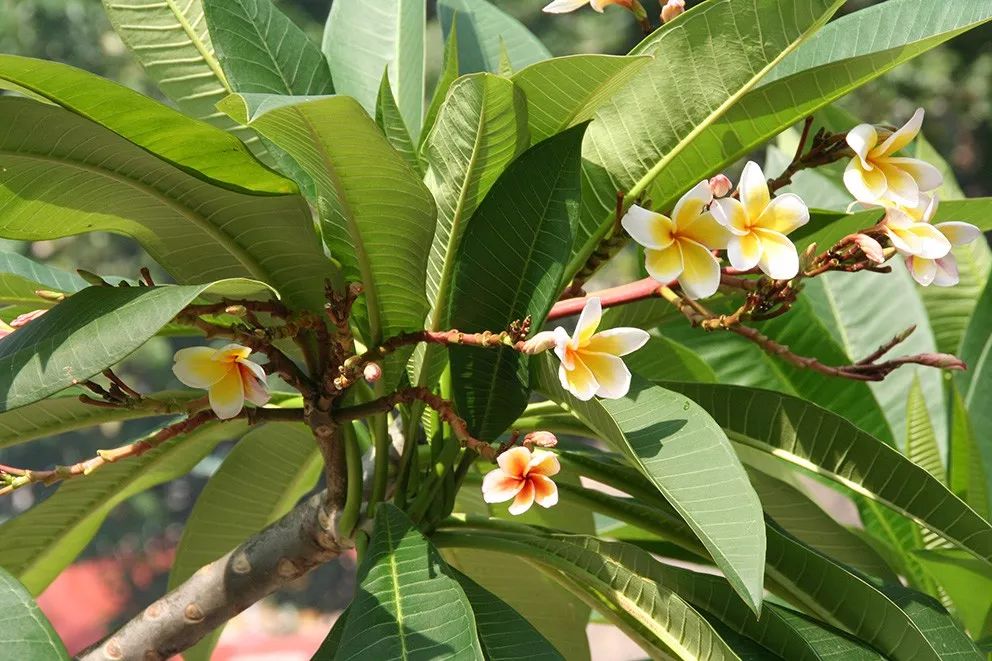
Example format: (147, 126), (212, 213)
(710, 161), (809, 280)
(172, 344), (270, 419)
(482, 446), (560, 515)
(844, 108), (942, 207)
(888, 195), (982, 287)
(622, 180), (730, 299)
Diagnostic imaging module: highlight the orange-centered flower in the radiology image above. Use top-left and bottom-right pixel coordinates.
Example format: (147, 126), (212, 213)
(172, 344), (270, 419)
(482, 446), (560, 515)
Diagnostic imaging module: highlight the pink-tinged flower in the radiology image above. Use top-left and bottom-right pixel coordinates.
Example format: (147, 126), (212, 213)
(172, 344), (270, 419)
(523, 431), (558, 449)
(843, 108), (942, 207)
(661, 0), (685, 22)
(710, 161), (809, 280)
(709, 174), (732, 198)
(9, 309), (46, 328)
(482, 446), (560, 515)
(892, 197), (982, 287)
(528, 298), (648, 401)
(543, 0), (631, 12)
(622, 181), (731, 299)
(850, 234), (885, 264)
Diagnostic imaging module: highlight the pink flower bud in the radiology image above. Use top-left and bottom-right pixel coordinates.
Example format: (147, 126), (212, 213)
(363, 362), (382, 384)
(708, 174), (732, 198)
(851, 234), (885, 264)
(523, 431), (558, 449)
(661, 0), (685, 22)
(10, 309), (46, 328)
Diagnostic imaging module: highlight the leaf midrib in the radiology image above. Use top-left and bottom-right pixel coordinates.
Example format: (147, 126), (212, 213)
(384, 519), (410, 660)
(163, 0), (230, 89)
(4, 150), (271, 284)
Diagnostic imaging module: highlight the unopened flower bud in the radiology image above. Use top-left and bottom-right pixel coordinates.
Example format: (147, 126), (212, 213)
(35, 290), (65, 302)
(521, 331), (557, 355)
(10, 309), (46, 328)
(523, 431), (558, 449)
(224, 305), (248, 317)
(660, 0), (685, 23)
(708, 174), (732, 198)
(850, 234), (885, 264)
(914, 353), (967, 371)
(363, 362), (382, 384)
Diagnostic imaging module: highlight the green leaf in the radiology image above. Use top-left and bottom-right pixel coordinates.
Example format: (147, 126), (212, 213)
(0, 251), (87, 308)
(448, 124), (584, 437)
(376, 72), (422, 175)
(220, 93), (436, 385)
(0, 97), (335, 312)
(958, 279), (992, 517)
(322, 0), (425, 140)
(0, 55), (292, 194)
(421, 19), (460, 145)
(0, 567), (69, 660)
(628, 335), (717, 383)
(335, 503), (483, 660)
(949, 384), (990, 520)
(451, 569), (565, 660)
(646, 0), (992, 213)
(413, 73), (528, 392)
(666, 382), (992, 568)
(0, 420), (240, 594)
(511, 55), (650, 145)
(914, 548), (992, 638)
(569, 0), (844, 281)
(906, 377), (945, 484)
(0, 390), (205, 450)
(203, 0), (333, 96)
(169, 422), (322, 661)
(533, 358), (766, 615)
(0, 280), (269, 412)
(100, 0), (260, 150)
(438, 531), (738, 661)
(437, 0), (550, 75)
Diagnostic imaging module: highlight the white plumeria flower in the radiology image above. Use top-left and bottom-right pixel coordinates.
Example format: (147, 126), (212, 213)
(622, 181), (731, 299)
(526, 298), (649, 401)
(482, 446), (560, 515)
(843, 108), (943, 207)
(172, 343), (270, 419)
(543, 0), (628, 12)
(887, 195), (982, 287)
(710, 161), (810, 280)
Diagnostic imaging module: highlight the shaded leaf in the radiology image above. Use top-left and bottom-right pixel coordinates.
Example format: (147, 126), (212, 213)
(438, 0), (550, 75)
(0, 567), (69, 660)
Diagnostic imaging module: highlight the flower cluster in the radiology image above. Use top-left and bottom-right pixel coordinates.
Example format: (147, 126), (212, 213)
(844, 109), (981, 287)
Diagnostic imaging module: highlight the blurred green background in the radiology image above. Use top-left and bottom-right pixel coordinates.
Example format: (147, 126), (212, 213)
(0, 0), (989, 651)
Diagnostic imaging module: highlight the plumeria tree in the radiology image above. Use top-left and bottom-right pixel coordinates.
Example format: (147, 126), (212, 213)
(1, 0), (991, 658)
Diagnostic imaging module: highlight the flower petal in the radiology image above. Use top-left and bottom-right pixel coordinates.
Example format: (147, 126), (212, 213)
(240, 364), (271, 407)
(508, 480), (536, 515)
(574, 297), (602, 346)
(678, 238), (722, 299)
(755, 193), (809, 235)
(932, 255), (960, 287)
(727, 233), (762, 271)
(738, 161), (770, 221)
(497, 446), (532, 478)
(579, 350), (632, 399)
(531, 474), (559, 508)
(173, 346), (231, 388)
(208, 368), (246, 420)
(907, 255), (938, 287)
(585, 327), (650, 357)
(843, 159), (887, 203)
(644, 245), (683, 284)
(905, 222), (952, 259)
(873, 108), (924, 157)
(216, 344), (253, 362)
(482, 470), (524, 503)
(543, 0), (589, 12)
(755, 229), (800, 280)
(884, 157), (943, 194)
(553, 327), (575, 369)
(559, 357), (600, 401)
(528, 450), (561, 477)
(671, 180), (713, 227)
(621, 205), (675, 251)
(237, 356), (267, 383)
(709, 198), (750, 235)
(937, 221), (982, 247)
(679, 211), (730, 249)
(876, 161), (920, 207)
(846, 123), (878, 169)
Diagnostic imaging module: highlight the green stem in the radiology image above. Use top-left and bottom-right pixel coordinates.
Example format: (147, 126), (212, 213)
(338, 424), (364, 537)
